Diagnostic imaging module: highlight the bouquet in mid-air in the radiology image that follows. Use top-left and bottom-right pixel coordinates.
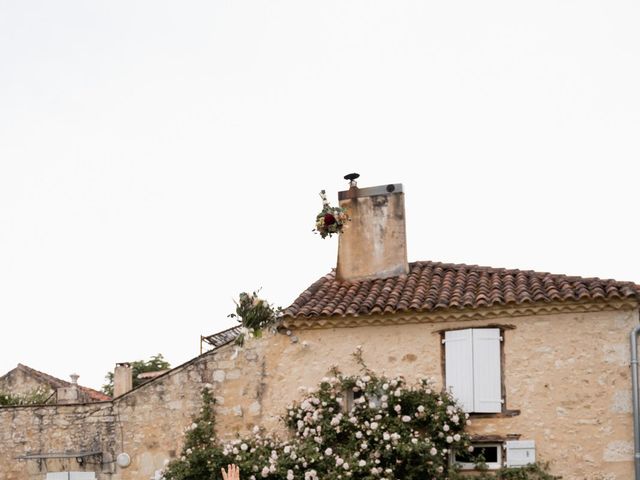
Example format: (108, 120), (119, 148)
(313, 190), (350, 239)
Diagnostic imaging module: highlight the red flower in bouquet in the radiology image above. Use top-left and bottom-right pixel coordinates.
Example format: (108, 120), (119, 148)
(323, 213), (336, 226)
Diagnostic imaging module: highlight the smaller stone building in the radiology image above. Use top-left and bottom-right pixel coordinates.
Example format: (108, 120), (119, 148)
(0, 364), (110, 404)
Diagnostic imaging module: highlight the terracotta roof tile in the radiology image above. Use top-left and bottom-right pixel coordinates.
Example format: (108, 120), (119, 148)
(284, 261), (640, 319)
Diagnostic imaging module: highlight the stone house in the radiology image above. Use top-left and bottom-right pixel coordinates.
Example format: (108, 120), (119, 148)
(0, 364), (110, 404)
(1, 180), (640, 480)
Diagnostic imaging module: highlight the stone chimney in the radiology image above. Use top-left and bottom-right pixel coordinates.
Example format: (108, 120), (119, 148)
(336, 175), (409, 282)
(113, 363), (133, 397)
(56, 373), (81, 404)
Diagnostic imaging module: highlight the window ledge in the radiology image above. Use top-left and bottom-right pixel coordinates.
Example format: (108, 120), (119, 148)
(469, 409), (520, 419)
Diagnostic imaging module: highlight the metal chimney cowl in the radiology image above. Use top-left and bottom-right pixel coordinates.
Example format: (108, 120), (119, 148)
(336, 182), (409, 282)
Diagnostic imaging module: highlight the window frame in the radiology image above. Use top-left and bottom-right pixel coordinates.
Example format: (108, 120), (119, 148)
(440, 325), (519, 417)
(452, 442), (503, 471)
(341, 388), (364, 412)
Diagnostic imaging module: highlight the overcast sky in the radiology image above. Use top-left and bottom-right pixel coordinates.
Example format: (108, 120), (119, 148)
(1, 1), (639, 391)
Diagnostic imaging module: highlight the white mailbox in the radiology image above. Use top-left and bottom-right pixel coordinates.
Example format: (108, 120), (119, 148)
(505, 440), (536, 467)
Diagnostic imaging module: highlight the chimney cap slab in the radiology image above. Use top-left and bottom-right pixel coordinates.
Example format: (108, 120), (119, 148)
(338, 183), (403, 200)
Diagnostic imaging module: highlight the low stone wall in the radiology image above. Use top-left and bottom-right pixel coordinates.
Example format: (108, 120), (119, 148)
(0, 402), (115, 479)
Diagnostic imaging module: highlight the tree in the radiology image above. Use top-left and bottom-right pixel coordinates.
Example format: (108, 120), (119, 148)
(101, 353), (170, 397)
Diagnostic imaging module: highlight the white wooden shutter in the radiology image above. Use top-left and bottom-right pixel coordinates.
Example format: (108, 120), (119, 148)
(444, 329), (474, 411)
(472, 328), (502, 413)
(505, 440), (536, 467)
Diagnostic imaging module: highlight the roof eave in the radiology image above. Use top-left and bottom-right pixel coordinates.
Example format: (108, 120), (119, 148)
(281, 298), (640, 330)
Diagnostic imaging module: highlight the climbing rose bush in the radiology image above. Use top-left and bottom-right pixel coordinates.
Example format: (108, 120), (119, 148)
(164, 363), (473, 480)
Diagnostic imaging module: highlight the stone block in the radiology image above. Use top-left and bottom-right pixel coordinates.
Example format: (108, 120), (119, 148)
(244, 351), (259, 362)
(610, 390), (632, 414)
(249, 401), (261, 416)
(217, 361), (236, 370)
(603, 440), (633, 462)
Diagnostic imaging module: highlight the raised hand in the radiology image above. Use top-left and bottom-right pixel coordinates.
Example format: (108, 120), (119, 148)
(221, 463), (240, 480)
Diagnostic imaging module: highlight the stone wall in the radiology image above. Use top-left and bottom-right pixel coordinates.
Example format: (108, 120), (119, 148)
(0, 402), (115, 479)
(1, 307), (637, 480)
(112, 346), (266, 478)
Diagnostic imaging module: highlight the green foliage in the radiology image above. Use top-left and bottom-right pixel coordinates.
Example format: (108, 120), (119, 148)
(101, 353), (170, 397)
(163, 388), (225, 480)
(228, 291), (281, 346)
(0, 387), (51, 406)
(450, 462), (560, 479)
(495, 463), (560, 479)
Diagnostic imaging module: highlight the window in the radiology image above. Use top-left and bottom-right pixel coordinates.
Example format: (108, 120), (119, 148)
(342, 389), (364, 411)
(453, 443), (502, 470)
(443, 328), (502, 413)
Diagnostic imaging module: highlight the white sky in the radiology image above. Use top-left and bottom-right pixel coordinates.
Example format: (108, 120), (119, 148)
(1, 1), (639, 391)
